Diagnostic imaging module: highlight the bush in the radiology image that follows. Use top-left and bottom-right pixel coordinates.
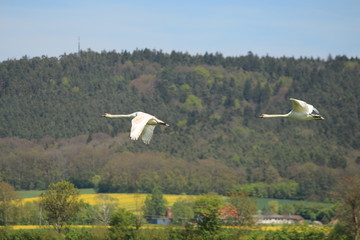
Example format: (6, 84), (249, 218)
(264, 225), (327, 240)
(109, 208), (137, 239)
(328, 222), (353, 240)
(65, 228), (93, 240)
(0, 228), (64, 240)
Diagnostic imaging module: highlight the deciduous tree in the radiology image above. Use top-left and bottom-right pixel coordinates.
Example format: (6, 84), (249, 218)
(331, 176), (360, 240)
(171, 198), (194, 225)
(193, 194), (222, 234)
(0, 182), (17, 225)
(227, 191), (257, 226)
(40, 181), (82, 233)
(93, 194), (117, 225)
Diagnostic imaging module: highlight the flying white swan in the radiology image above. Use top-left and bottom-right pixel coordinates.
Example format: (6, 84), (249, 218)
(258, 98), (324, 121)
(102, 111), (169, 144)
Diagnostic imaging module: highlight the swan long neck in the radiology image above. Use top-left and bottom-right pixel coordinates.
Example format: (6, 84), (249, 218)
(261, 113), (289, 118)
(106, 114), (134, 118)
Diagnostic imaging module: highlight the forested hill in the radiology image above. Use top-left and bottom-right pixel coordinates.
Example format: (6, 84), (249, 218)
(0, 50), (359, 200)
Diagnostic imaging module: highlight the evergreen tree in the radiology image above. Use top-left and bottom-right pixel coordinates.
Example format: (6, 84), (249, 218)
(143, 188), (168, 220)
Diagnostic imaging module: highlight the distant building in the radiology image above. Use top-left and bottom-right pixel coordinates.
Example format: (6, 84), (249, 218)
(165, 207), (172, 219)
(149, 207), (172, 225)
(218, 207), (304, 225)
(148, 218), (171, 225)
(253, 214), (304, 225)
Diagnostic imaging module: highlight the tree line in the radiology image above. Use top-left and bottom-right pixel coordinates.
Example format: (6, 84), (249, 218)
(0, 135), (345, 201)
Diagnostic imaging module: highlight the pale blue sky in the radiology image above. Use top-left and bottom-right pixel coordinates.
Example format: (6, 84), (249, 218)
(1, 0), (359, 61)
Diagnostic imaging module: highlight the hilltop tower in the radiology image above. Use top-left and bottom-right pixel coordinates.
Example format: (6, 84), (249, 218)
(78, 37), (81, 55)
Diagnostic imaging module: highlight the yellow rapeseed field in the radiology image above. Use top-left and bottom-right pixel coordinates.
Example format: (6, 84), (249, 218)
(19, 193), (197, 212)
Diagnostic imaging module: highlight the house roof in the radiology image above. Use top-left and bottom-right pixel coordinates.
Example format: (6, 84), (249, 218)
(218, 205), (239, 219)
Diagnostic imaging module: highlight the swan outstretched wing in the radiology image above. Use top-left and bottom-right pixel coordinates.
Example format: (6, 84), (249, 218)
(130, 114), (153, 141)
(141, 125), (156, 144)
(290, 98), (313, 114)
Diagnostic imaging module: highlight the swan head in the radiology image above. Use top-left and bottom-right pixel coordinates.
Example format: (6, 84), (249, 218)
(310, 114), (324, 120)
(101, 113), (111, 118)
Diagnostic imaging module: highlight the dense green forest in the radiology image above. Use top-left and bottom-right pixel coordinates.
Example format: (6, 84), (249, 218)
(0, 49), (359, 201)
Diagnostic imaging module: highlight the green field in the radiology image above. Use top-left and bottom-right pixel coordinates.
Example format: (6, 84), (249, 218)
(17, 188), (96, 198)
(255, 197), (332, 209)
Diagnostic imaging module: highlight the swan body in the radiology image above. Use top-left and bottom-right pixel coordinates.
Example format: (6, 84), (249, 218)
(258, 98), (324, 121)
(102, 111), (169, 144)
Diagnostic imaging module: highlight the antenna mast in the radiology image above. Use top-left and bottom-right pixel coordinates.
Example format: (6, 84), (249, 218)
(78, 36), (81, 54)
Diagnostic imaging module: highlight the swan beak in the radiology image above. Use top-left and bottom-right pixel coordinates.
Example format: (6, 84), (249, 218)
(258, 114), (264, 118)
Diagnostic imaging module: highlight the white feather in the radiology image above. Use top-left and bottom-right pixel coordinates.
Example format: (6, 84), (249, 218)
(141, 125), (156, 144)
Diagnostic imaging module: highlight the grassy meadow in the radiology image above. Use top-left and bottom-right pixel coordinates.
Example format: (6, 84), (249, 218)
(16, 188), (96, 198)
